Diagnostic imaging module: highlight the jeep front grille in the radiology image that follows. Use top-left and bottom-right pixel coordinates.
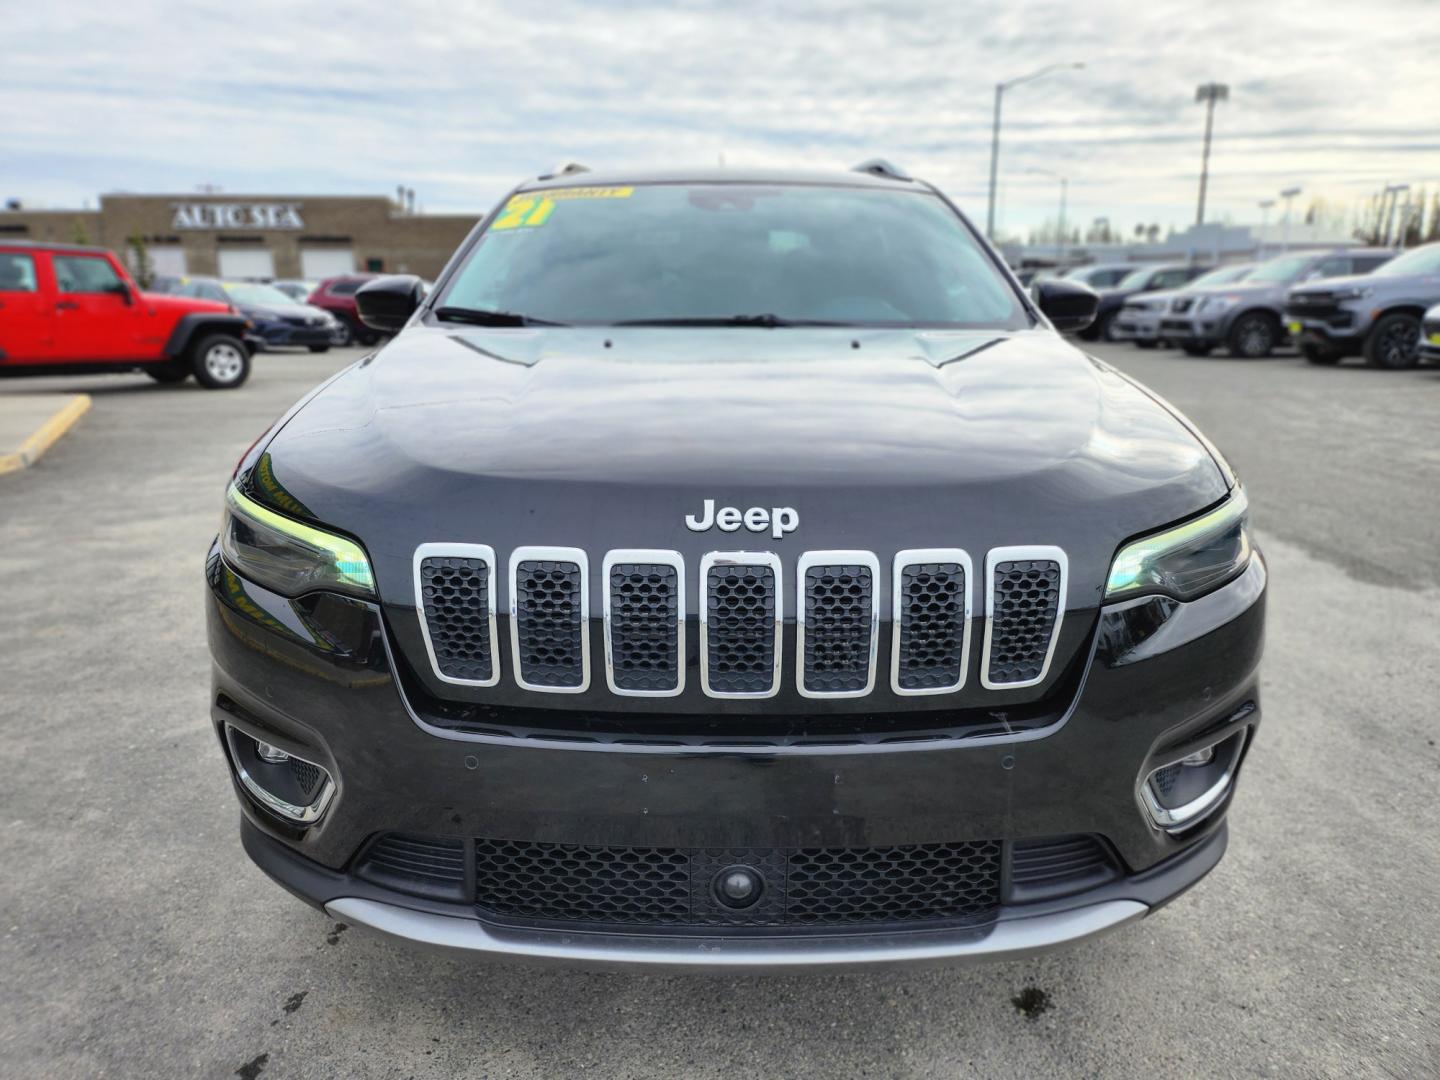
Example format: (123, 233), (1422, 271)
(412, 544), (1071, 703)
(509, 547), (589, 693)
(700, 552), (782, 698)
(797, 551), (879, 697)
(982, 547), (1067, 689)
(602, 550), (684, 696)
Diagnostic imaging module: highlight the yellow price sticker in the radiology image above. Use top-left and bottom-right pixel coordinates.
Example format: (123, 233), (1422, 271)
(1428, 331), (1440, 345)
(1287, 321), (1302, 336)
(491, 195), (556, 230)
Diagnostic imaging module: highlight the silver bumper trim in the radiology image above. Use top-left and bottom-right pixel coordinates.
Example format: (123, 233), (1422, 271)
(324, 896), (1148, 972)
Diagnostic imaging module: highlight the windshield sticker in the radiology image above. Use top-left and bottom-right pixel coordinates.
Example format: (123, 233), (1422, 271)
(491, 186), (633, 231)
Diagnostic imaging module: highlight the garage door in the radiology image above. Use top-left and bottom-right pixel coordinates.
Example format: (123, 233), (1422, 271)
(218, 248), (276, 280)
(143, 246), (187, 276)
(301, 248), (355, 280)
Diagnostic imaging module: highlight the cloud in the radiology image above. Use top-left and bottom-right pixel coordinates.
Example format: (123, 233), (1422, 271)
(2, 0), (1437, 236)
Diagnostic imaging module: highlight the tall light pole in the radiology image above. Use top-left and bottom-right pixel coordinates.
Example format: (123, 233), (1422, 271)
(1257, 198), (1275, 258)
(1027, 167), (1068, 261)
(1194, 83), (1229, 226)
(1279, 186), (1301, 253)
(985, 62), (1085, 240)
(1383, 183), (1410, 247)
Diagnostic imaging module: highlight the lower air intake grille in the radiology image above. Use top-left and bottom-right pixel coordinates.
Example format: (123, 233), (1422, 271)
(513, 557), (585, 690)
(607, 561), (680, 693)
(801, 561), (875, 694)
(355, 834), (467, 900)
(704, 561), (778, 695)
(987, 558), (1063, 685)
(896, 560), (968, 691)
(419, 555), (493, 682)
(1009, 834), (1120, 903)
(471, 837), (1002, 929)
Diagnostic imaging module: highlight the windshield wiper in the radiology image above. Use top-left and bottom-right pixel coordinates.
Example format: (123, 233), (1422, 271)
(610, 314), (845, 328)
(434, 306), (568, 327)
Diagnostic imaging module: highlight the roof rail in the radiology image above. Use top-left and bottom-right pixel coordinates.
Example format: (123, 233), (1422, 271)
(850, 158), (912, 182)
(537, 162), (591, 180)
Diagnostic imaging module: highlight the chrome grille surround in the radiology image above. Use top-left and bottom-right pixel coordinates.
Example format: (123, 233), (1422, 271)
(508, 546), (590, 694)
(601, 549), (686, 698)
(980, 545), (1067, 691)
(699, 551), (783, 699)
(890, 548), (973, 697)
(413, 542), (499, 688)
(795, 550), (880, 699)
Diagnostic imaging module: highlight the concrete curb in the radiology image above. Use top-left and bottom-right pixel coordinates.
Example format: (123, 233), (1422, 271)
(0, 394), (92, 476)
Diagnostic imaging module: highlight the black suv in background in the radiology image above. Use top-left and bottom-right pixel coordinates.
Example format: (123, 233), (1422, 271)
(1078, 263), (1214, 342)
(174, 277), (340, 352)
(1284, 242), (1440, 368)
(208, 164), (1264, 971)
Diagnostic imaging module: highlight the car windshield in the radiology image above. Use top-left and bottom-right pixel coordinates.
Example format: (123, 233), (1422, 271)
(1117, 267), (1156, 289)
(1245, 254), (1315, 283)
(438, 183), (1029, 329)
(224, 283), (300, 307)
(1370, 244), (1440, 277)
(1188, 264), (1253, 288)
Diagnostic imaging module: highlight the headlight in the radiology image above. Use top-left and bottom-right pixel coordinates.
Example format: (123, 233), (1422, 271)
(1331, 286), (1374, 302)
(1105, 490), (1251, 602)
(1201, 295), (1238, 312)
(220, 485), (375, 598)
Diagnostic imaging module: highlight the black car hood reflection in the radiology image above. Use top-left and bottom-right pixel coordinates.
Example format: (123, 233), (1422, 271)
(252, 325), (1228, 618)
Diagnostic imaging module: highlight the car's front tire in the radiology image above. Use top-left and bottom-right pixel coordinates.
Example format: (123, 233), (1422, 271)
(191, 334), (251, 390)
(1364, 313), (1422, 369)
(1227, 312), (1279, 358)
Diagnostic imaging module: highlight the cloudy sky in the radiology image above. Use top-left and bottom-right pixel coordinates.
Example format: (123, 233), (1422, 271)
(3, 0), (1437, 237)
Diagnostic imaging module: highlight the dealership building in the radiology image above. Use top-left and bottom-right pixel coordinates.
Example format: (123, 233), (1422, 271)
(0, 193), (479, 281)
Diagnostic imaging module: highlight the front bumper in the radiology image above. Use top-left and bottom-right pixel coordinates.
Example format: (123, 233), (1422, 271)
(246, 322), (336, 350)
(207, 544), (1266, 969)
(1284, 308), (1368, 355)
(1110, 310), (1162, 342)
(1158, 314), (1224, 346)
(1417, 321), (1440, 363)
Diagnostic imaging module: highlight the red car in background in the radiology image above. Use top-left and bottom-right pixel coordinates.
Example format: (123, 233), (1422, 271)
(0, 241), (252, 388)
(306, 274), (382, 346)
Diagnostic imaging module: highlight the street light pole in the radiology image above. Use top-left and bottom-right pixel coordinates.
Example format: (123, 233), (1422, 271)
(985, 62), (1085, 240)
(1194, 82), (1229, 226)
(1279, 186), (1301, 253)
(1257, 199), (1275, 258)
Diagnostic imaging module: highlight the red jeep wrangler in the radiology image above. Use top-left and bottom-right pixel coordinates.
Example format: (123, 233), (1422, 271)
(0, 241), (252, 389)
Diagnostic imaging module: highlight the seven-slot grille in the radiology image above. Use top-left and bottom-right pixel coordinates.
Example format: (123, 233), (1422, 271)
(701, 553), (782, 697)
(414, 545), (1070, 699)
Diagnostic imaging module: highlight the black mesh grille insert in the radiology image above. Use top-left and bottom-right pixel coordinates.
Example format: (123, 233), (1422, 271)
(471, 837), (1002, 929)
(988, 559), (1062, 684)
(802, 562), (874, 693)
(896, 561), (967, 691)
(608, 562), (679, 693)
(419, 556), (493, 682)
(287, 758), (324, 800)
(514, 558), (584, 689)
(705, 563), (777, 695)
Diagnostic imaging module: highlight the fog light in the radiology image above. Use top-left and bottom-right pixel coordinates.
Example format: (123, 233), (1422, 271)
(224, 724), (334, 824)
(1140, 729), (1246, 834)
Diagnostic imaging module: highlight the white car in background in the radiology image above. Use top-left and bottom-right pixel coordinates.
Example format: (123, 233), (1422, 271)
(1112, 264), (1256, 348)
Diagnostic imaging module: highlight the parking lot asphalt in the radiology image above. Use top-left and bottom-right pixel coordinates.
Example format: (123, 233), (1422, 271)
(2, 342), (1438, 1079)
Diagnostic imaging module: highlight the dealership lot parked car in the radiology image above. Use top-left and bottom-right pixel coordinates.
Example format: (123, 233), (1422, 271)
(209, 164), (1263, 971)
(1112, 263), (1255, 348)
(173, 277), (339, 353)
(306, 273), (382, 346)
(1421, 302), (1440, 365)
(1284, 242), (1440, 368)
(1063, 262), (1136, 289)
(0, 241), (251, 388)
(271, 279), (318, 304)
(1079, 262), (1215, 342)
(1160, 247), (1394, 358)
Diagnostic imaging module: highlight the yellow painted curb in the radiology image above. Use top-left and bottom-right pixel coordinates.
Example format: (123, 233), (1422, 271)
(0, 394), (92, 476)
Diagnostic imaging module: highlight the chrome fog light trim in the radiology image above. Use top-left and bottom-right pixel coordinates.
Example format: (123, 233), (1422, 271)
(1140, 731), (1246, 834)
(225, 724), (336, 824)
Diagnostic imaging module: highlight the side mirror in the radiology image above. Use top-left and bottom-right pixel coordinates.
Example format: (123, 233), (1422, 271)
(1032, 278), (1098, 333)
(109, 280), (134, 305)
(356, 274), (425, 333)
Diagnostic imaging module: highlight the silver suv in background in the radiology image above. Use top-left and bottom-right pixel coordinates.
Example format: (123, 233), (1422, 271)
(1159, 248), (1395, 358)
(1284, 242), (1440, 368)
(1112, 263), (1255, 348)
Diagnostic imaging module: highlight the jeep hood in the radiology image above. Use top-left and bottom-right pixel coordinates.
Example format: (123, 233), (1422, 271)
(251, 325), (1227, 612)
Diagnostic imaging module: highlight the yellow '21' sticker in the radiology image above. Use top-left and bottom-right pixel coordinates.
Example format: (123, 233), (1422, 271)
(490, 186), (633, 231)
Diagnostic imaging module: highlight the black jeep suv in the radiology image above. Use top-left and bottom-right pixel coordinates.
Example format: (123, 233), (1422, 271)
(207, 163), (1264, 971)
